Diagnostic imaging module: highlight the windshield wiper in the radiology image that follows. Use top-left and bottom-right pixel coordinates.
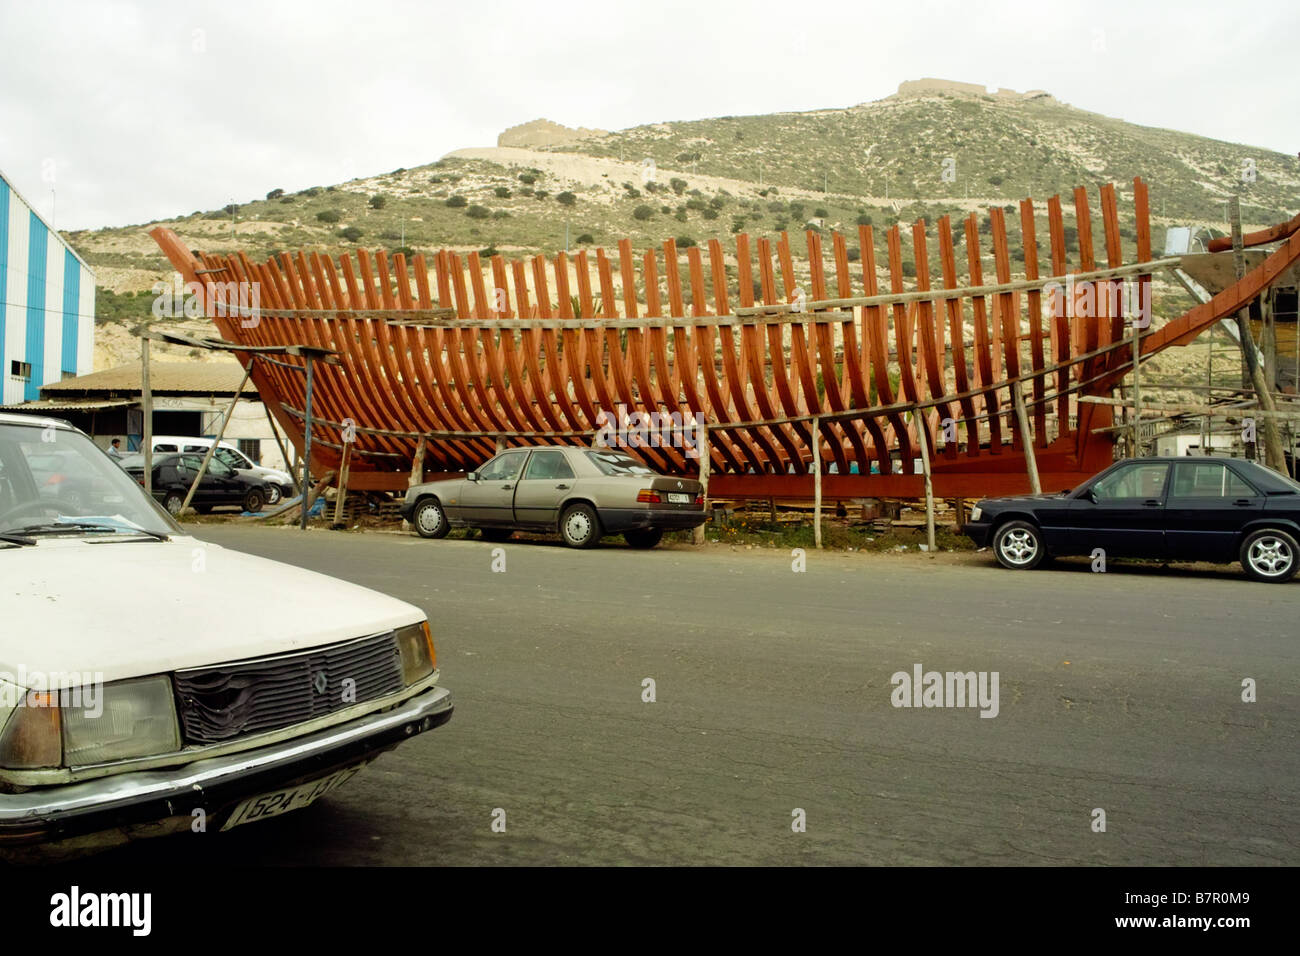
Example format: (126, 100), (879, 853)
(7, 521), (169, 542)
(0, 532), (37, 546)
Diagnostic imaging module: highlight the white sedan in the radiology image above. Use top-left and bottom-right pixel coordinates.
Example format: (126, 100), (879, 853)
(0, 412), (452, 858)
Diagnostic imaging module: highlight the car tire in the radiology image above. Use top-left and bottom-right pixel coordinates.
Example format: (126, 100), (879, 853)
(265, 484), (282, 506)
(479, 527), (513, 543)
(559, 503), (602, 549)
(1239, 528), (1299, 583)
(624, 528), (663, 549)
(993, 520), (1046, 570)
(413, 498), (450, 539)
(243, 489), (266, 514)
(162, 491), (185, 516)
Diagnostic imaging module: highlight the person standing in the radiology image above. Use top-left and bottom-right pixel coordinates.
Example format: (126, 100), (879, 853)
(107, 438), (124, 460)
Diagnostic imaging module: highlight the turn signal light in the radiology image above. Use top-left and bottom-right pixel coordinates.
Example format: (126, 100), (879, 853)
(636, 490), (661, 503)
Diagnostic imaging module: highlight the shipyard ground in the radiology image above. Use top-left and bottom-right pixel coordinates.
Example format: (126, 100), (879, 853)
(87, 524), (1297, 866)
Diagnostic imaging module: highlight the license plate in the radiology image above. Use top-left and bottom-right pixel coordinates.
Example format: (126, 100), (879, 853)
(667, 493), (692, 504)
(221, 764), (364, 831)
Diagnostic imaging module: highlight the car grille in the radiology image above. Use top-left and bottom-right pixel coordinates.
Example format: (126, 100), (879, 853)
(173, 632), (405, 745)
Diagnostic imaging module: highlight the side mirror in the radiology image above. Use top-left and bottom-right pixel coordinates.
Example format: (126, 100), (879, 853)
(1083, 488), (1098, 503)
(467, 472), (478, 482)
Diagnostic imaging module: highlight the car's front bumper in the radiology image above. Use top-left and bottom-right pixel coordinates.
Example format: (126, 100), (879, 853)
(0, 685), (452, 856)
(961, 521), (992, 548)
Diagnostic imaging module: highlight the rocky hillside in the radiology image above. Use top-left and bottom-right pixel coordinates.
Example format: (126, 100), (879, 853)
(67, 79), (1297, 375)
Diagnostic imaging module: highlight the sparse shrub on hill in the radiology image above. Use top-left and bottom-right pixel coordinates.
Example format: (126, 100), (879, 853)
(479, 246), (500, 259)
(856, 213), (873, 226)
(685, 198), (706, 211)
(847, 248), (861, 262)
(266, 188), (284, 200)
(702, 208), (718, 220)
(340, 226), (363, 242)
(670, 178), (687, 195)
(633, 204), (654, 221)
(446, 195), (467, 207)
(676, 236), (697, 248)
(675, 209), (688, 222)
(492, 210), (510, 219)
(430, 176), (443, 184)
(316, 210), (341, 223)
(987, 175), (1003, 186)
(576, 233), (594, 244)
(815, 207), (828, 218)
(301, 187), (322, 197)
(392, 246), (415, 258)
(466, 205), (491, 219)
(494, 186), (511, 198)
(223, 203), (240, 215)
(556, 191), (577, 206)
(279, 196), (295, 204)
(369, 194), (387, 209)
(534, 190), (549, 199)
(518, 172), (537, 185)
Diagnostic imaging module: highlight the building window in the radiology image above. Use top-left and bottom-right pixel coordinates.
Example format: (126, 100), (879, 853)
(10, 360), (32, 382)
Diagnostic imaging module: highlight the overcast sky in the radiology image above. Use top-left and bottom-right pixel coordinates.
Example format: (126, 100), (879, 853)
(1, 0), (1295, 232)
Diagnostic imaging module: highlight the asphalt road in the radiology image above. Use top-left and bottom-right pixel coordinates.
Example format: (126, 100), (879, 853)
(93, 525), (1298, 866)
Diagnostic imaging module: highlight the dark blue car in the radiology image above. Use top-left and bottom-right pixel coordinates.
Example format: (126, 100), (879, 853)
(962, 456), (1300, 582)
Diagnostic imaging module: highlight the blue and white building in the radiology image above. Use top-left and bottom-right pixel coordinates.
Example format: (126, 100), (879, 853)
(0, 168), (95, 405)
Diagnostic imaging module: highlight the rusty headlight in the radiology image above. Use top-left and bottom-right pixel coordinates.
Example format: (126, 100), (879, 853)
(396, 621), (436, 686)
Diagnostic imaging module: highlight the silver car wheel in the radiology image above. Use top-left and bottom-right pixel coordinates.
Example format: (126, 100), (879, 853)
(998, 527), (1038, 566)
(564, 509), (593, 543)
(265, 484), (282, 506)
(417, 501), (444, 535)
(1247, 535), (1293, 577)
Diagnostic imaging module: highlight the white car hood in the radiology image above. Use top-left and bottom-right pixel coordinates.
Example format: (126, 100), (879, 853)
(0, 536), (424, 684)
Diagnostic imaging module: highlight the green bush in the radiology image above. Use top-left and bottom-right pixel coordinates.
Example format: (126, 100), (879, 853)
(988, 175), (1003, 186)
(856, 213), (873, 226)
(534, 190), (549, 199)
(492, 209), (510, 219)
(266, 188), (284, 200)
(674, 209), (688, 222)
(518, 173), (537, 185)
(633, 204), (654, 221)
(316, 210), (341, 223)
(814, 207), (828, 218)
(279, 196), (295, 204)
(676, 236), (697, 247)
(576, 233), (595, 244)
(223, 203), (240, 215)
(340, 226), (363, 242)
(670, 177), (687, 195)
(479, 246), (500, 259)
(494, 186), (511, 198)
(392, 245), (415, 258)
(466, 205), (491, 219)
(446, 195), (467, 207)
(556, 191), (577, 206)
(369, 194), (387, 210)
(685, 198), (706, 211)
(300, 187), (322, 197)
(702, 208), (718, 220)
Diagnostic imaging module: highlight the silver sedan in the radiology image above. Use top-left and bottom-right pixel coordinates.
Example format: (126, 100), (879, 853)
(400, 445), (706, 549)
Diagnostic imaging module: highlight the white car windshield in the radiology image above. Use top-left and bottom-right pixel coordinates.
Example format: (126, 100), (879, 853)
(0, 423), (176, 538)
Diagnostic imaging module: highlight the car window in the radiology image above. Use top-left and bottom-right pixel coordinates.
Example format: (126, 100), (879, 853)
(209, 458), (235, 478)
(585, 450), (656, 476)
(1091, 463), (1168, 501)
(524, 451), (575, 480)
(183, 444), (208, 454)
(215, 448), (243, 469)
(154, 443), (178, 453)
(478, 451), (527, 481)
(1171, 461), (1257, 498)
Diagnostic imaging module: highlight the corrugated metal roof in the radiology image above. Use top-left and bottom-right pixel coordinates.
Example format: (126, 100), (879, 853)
(39, 359), (256, 397)
(0, 398), (133, 413)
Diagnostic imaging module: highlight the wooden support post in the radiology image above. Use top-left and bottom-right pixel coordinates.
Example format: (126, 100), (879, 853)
(812, 416), (822, 550)
(1229, 197), (1287, 472)
(263, 401), (298, 494)
(300, 357), (315, 530)
(402, 440), (427, 532)
(1131, 318), (1143, 457)
(915, 408), (936, 553)
(1011, 382), (1042, 495)
(331, 439), (353, 529)
(495, 436), (506, 455)
(181, 359), (253, 514)
(693, 427), (710, 545)
(141, 335), (153, 498)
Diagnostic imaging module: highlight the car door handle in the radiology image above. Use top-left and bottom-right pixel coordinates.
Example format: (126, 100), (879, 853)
(1142, 499), (1161, 507)
(1233, 499), (1254, 506)
(501, 484), (513, 490)
(555, 483), (570, 490)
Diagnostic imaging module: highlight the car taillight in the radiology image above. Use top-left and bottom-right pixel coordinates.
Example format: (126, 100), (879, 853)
(637, 489), (661, 503)
(695, 493), (704, 506)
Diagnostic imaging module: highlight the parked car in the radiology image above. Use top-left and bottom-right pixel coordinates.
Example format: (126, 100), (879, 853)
(401, 445), (706, 548)
(0, 412), (452, 858)
(121, 452), (271, 515)
(962, 456), (1300, 582)
(149, 436), (295, 505)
